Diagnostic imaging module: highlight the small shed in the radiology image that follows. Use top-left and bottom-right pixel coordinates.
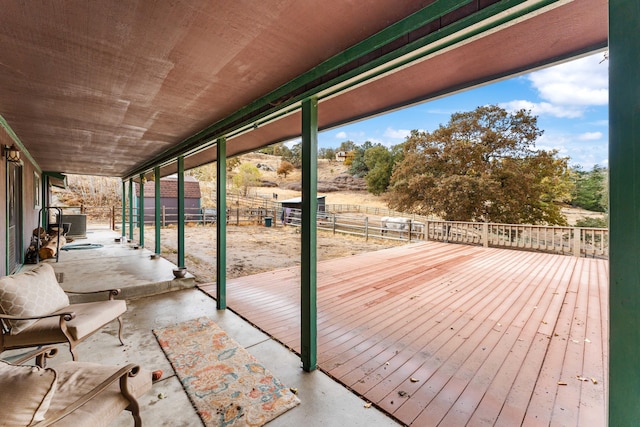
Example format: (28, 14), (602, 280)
(279, 196), (326, 224)
(136, 175), (202, 224)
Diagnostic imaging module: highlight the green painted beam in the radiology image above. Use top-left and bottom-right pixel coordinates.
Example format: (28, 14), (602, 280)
(128, 178), (134, 240)
(301, 97), (318, 372)
(121, 181), (126, 237)
(155, 167), (161, 255)
(139, 174), (144, 247)
(609, 1), (640, 425)
(4, 158), (8, 275)
(216, 137), (227, 310)
(177, 156), (185, 268)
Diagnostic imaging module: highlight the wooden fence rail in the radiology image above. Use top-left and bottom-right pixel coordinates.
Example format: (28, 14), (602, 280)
(78, 203), (607, 259)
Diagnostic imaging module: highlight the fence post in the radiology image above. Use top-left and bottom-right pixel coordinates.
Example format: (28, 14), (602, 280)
(236, 208), (239, 226)
(332, 214), (336, 235)
(483, 223), (489, 248)
(573, 227), (581, 258)
(365, 217), (369, 241)
(162, 205), (166, 227)
(408, 219), (412, 242)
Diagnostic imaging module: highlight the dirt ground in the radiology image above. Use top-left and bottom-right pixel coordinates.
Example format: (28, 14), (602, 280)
(146, 223), (404, 284)
(143, 152), (604, 283)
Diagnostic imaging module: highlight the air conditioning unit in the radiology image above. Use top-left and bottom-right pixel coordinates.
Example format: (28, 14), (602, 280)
(56, 214), (87, 239)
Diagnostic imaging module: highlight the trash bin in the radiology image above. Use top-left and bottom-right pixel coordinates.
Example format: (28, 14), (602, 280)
(264, 217), (273, 227)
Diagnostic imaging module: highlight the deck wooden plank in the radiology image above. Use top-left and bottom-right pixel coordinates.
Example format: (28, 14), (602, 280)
(472, 255), (576, 426)
(341, 249), (535, 396)
(196, 241), (607, 427)
(393, 252), (559, 425)
(436, 256), (575, 427)
(336, 249), (524, 390)
(576, 259), (607, 427)
(521, 258), (584, 426)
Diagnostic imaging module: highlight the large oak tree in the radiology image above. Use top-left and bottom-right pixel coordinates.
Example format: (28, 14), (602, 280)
(386, 105), (572, 225)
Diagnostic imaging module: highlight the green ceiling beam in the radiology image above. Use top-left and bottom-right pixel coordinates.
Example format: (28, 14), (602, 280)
(126, 0), (563, 179)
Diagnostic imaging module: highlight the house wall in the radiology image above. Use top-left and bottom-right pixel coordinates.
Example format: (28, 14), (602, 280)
(1, 122), (41, 276)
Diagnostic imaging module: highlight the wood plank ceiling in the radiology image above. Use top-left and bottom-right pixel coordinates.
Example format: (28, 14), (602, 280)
(0, 0), (607, 179)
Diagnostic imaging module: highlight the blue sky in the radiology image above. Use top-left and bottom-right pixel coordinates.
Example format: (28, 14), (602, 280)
(313, 52), (609, 170)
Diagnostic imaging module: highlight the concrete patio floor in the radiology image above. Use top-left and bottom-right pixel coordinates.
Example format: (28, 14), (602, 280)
(8, 229), (400, 427)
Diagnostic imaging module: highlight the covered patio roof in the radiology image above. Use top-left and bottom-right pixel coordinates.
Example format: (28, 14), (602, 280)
(0, 0), (607, 179)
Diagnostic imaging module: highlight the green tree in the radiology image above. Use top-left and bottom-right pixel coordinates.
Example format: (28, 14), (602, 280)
(319, 147), (336, 161)
(232, 163), (261, 196)
(575, 215), (608, 228)
(348, 141), (373, 177)
(282, 143), (302, 168)
(571, 165), (608, 212)
(226, 157), (241, 172)
(338, 140), (358, 153)
(364, 145), (394, 195)
(260, 142), (289, 156)
(387, 105), (571, 225)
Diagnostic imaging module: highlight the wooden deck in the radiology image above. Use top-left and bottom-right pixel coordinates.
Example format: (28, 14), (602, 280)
(199, 241), (608, 426)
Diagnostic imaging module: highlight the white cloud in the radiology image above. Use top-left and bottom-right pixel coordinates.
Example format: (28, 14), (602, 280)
(335, 131), (347, 139)
(501, 54), (608, 120)
(499, 100), (584, 118)
(383, 127), (411, 139)
(284, 138), (300, 148)
(537, 130), (608, 169)
(528, 55), (608, 106)
(578, 132), (603, 141)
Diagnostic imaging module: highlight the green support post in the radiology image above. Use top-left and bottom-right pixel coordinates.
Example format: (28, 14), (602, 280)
(301, 97), (318, 372)
(177, 156), (185, 268)
(155, 167), (161, 255)
(121, 181), (126, 237)
(609, 1), (640, 425)
(216, 137), (227, 310)
(139, 174), (144, 247)
(128, 178), (134, 240)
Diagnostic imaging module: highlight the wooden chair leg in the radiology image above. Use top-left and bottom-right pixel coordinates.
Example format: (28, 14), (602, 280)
(117, 316), (125, 346)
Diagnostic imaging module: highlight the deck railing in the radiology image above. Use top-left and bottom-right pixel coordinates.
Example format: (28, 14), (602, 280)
(287, 211), (608, 258)
(89, 202), (608, 259)
(419, 220), (607, 258)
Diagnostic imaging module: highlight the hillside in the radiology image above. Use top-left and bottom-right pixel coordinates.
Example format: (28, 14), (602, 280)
(198, 152), (389, 209)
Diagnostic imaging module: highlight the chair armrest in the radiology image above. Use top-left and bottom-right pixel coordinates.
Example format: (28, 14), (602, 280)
(0, 311), (76, 322)
(31, 363), (143, 427)
(11, 346), (59, 367)
(65, 288), (121, 300)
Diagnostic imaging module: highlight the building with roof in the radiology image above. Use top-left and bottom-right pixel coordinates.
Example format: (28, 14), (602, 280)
(136, 176), (201, 224)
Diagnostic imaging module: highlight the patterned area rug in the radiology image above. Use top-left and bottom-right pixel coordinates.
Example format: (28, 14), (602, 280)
(153, 317), (300, 426)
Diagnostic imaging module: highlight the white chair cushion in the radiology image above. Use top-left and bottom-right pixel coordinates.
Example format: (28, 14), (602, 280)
(48, 362), (152, 427)
(0, 264), (70, 335)
(0, 359), (57, 426)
